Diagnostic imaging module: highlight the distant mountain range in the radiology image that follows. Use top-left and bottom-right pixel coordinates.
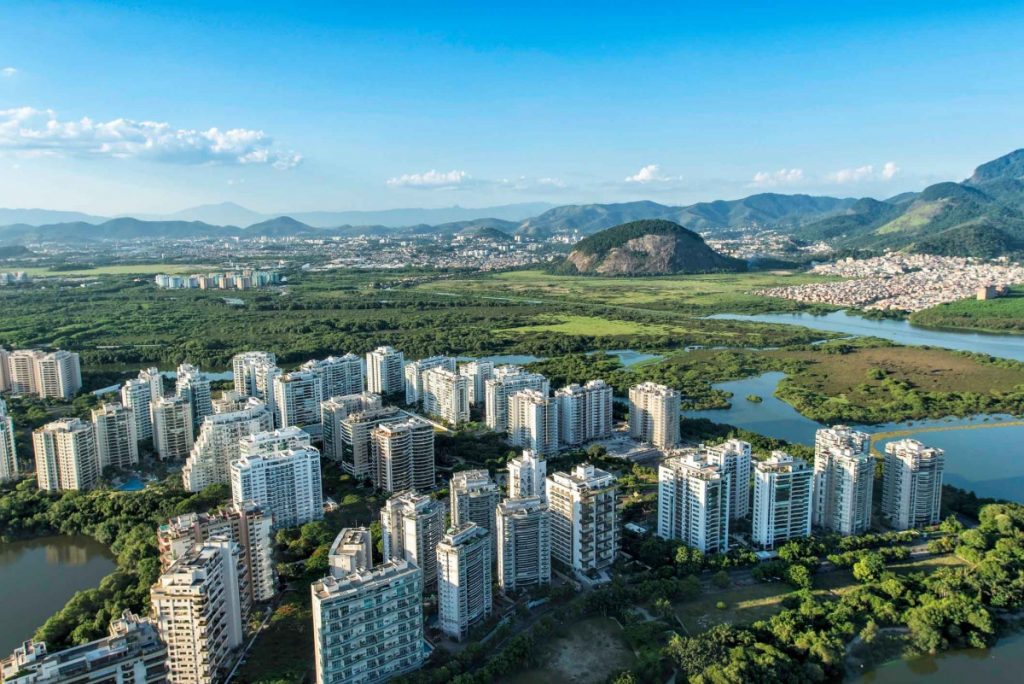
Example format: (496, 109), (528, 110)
(3, 149), (1024, 258)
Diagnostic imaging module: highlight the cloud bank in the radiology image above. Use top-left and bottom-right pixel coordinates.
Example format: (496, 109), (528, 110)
(750, 168), (805, 187)
(386, 169), (470, 188)
(1, 67), (16, 78)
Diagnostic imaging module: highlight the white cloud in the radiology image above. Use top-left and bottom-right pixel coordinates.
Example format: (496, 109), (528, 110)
(750, 168), (805, 187)
(624, 164), (672, 183)
(881, 161), (900, 180)
(1, 67), (16, 78)
(0, 106), (301, 168)
(386, 169), (469, 188)
(827, 161), (900, 184)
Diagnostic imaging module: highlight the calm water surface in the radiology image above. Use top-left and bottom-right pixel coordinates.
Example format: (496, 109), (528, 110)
(856, 633), (1024, 682)
(0, 535), (116, 653)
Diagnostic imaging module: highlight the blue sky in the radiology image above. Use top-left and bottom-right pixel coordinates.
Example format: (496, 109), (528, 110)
(2, 1), (1024, 215)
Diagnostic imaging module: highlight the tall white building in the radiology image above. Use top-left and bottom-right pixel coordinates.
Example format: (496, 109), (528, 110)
(629, 382), (681, 449)
(311, 555), (425, 684)
(231, 433), (323, 529)
(555, 379), (614, 447)
(507, 449), (546, 500)
(158, 502), (276, 604)
(337, 406), (403, 481)
(484, 366), (549, 433)
(33, 418), (99, 492)
(436, 523), (492, 641)
(175, 363), (212, 426)
(449, 469), (499, 550)
(657, 451), (730, 554)
(328, 527), (374, 576)
(705, 439), (752, 520)
(92, 402), (139, 470)
(813, 426), (873, 535)
(546, 464), (618, 572)
(0, 346), (10, 392)
(7, 349), (82, 400)
(508, 389), (560, 456)
(752, 451), (814, 549)
(302, 354), (365, 399)
(422, 367), (470, 425)
(151, 395), (194, 461)
(882, 439), (944, 530)
(273, 370), (323, 430)
(0, 399), (18, 482)
(151, 538), (244, 684)
(232, 351), (278, 397)
(372, 417), (435, 493)
(320, 392), (382, 462)
(380, 491), (445, 592)
(120, 368), (162, 442)
(366, 346), (405, 397)
(459, 360), (494, 407)
(496, 496), (551, 593)
(182, 396), (273, 491)
(404, 356), (456, 405)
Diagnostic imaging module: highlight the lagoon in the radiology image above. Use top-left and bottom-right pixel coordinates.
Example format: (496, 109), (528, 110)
(855, 632), (1024, 683)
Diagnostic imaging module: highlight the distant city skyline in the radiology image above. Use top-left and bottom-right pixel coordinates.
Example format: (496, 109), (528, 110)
(2, 1), (1024, 214)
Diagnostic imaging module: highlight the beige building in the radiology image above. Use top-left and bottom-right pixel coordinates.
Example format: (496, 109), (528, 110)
(422, 367), (470, 426)
(33, 418), (99, 492)
(882, 439), (944, 530)
(658, 451), (729, 554)
(151, 395), (194, 461)
(508, 389), (559, 457)
(752, 451), (814, 549)
(628, 382), (681, 449)
(547, 464), (618, 573)
(372, 417), (435, 493)
(813, 426), (873, 535)
(365, 346), (405, 397)
(92, 402), (139, 471)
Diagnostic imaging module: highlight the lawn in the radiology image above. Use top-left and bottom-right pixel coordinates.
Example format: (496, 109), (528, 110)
(499, 617), (636, 684)
(674, 582), (794, 634)
(20, 263), (202, 277)
(910, 286), (1024, 334)
(504, 314), (677, 337)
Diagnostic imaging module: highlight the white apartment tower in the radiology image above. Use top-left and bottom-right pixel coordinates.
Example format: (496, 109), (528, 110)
(232, 351), (278, 397)
(231, 431), (323, 529)
(813, 426), (874, 535)
(273, 370), (323, 430)
(484, 366), (549, 433)
(328, 527), (374, 576)
(320, 392), (382, 462)
(752, 451), (814, 549)
(508, 389), (559, 456)
(7, 349), (82, 400)
(404, 356), (456, 405)
(496, 496), (551, 592)
(336, 406), (403, 481)
(882, 439), (944, 530)
(372, 417), (435, 493)
(546, 464), (619, 572)
(92, 402), (139, 470)
(629, 382), (681, 449)
(0, 346), (9, 392)
(175, 363), (213, 426)
(311, 556), (425, 684)
(150, 538), (244, 684)
(151, 395), (194, 461)
(422, 367), (470, 425)
(657, 451), (730, 554)
(459, 360), (494, 406)
(0, 399), (18, 482)
(449, 469), (500, 549)
(380, 491), (445, 592)
(507, 449), (547, 500)
(366, 346), (405, 396)
(302, 354), (365, 399)
(182, 396), (273, 491)
(120, 367), (162, 442)
(705, 439), (752, 520)
(33, 418), (99, 492)
(555, 379), (614, 447)
(436, 523), (492, 641)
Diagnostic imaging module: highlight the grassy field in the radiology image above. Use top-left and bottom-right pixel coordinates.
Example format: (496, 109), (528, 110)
(20, 263), (202, 277)
(910, 286), (1024, 334)
(500, 617), (635, 684)
(504, 314), (679, 336)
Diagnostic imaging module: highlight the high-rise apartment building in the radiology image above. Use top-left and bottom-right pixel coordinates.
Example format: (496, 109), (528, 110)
(0, 612), (167, 684)
(150, 538), (244, 684)
(371, 417), (435, 493)
(158, 502), (276, 604)
(151, 395), (194, 461)
(657, 451), (729, 554)
(0, 399), (17, 482)
(752, 451), (814, 549)
(302, 354), (365, 400)
(120, 367), (162, 442)
(311, 554), (425, 684)
(507, 449), (546, 500)
(496, 496), (551, 593)
(628, 382), (681, 449)
(484, 366), (549, 433)
(366, 346), (405, 397)
(459, 360), (494, 406)
(404, 356), (456, 405)
(0, 346), (10, 392)
(380, 491), (445, 593)
(436, 523), (492, 641)
(273, 370), (323, 430)
(882, 439), (944, 530)
(555, 379), (614, 447)
(704, 439), (752, 520)
(232, 351), (278, 397)
(328, 527), (374, 576)
(175, 363), (212, 427)
(92, 402), (139, 470)
(421, 367), (469, 425)
(7, 349), (82, 400)
(508, 389), (560, 456)
(182, 396), (273, 491)
(336, 406), (403, 481)
(33, 418), (99, 492)
(546, 464), (618, 572)
(320, 392), (382, 462)
(449, 469), (499, 552)
(7, 349), (37, 396)
(231, 435), (323, 529)
(813, 426), (874, 535)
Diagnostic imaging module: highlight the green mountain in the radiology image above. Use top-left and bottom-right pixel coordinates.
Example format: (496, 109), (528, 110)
(556, 219), (745, 276)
